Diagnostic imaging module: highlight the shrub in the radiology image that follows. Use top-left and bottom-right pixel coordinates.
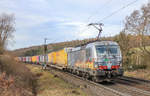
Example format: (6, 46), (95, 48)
(0, 55), (37, 96)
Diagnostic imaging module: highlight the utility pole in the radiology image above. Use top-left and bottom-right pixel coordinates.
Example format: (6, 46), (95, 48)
(88, 23), (104, 40)
(43, 38), (47, 69)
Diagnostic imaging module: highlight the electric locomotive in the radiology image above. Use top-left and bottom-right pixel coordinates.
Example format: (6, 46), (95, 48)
(67, 41), (123, 82)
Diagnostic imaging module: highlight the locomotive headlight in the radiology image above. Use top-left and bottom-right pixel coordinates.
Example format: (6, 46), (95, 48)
(119, 61), (123, 67)
(119, 61), (122, 64)
(94, 64), (98, 68)
(94, 62), (101, 68)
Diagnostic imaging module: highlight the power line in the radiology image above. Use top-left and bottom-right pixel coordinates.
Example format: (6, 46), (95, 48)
(86, 0), (113, 23)
(65, 0), (140, 42)
(99, 0), (139, 22)
(77, 0), (136, 39)
(86, 0), (140, 40)
(73, 0), (114, 39)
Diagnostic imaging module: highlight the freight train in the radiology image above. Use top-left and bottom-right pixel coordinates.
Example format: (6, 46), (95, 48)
(16, 41), (124, 82)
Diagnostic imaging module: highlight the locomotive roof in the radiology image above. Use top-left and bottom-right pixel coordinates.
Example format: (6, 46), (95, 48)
(66, 41), (119, 52)
(87, 41), (118, 46)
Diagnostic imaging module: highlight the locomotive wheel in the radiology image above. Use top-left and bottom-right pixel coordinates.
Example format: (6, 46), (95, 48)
(82, 72), (85, 77)
(70, 69), (73, 74)
(79, 71), (82, 77)
(85, 73), (89, 79)
(77, 71), (80, 76)
(74, 70), (77, 74)
(92, 76), (98, 82)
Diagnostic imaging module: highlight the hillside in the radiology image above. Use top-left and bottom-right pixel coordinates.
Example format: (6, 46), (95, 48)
(13, 37), (112, 56)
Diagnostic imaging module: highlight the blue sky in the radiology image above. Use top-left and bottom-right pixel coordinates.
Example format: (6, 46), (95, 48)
(0, 0), (149, 50)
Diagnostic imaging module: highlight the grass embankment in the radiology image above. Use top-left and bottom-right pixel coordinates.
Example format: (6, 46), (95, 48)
(26, 65), (88, 96)
(124, 69), (150, 80)
(0, 55), (37, 96)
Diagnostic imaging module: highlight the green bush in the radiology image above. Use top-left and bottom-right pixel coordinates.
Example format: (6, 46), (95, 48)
(133, 64), (147, 70)
(124, 64), (147, 71)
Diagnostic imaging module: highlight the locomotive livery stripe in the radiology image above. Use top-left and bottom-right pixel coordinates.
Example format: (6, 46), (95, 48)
(99, 65), (120, 70)
(111, 65), (120, 69)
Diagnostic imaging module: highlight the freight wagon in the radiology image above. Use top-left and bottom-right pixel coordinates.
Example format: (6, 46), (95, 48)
(47, 49), (68, 69)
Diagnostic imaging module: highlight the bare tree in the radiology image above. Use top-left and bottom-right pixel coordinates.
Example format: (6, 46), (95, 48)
(0, 13), (15, 53)
(124, 3), (150, 55)
(114, 31), (132, 67)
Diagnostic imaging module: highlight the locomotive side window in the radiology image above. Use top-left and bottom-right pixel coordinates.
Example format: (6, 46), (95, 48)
(86, 48), (91, 61)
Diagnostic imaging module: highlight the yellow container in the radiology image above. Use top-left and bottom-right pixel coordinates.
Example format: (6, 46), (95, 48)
(47, 49), (68, 68)
(55, 49), (68, 67)
(52, 52), (57, 64)
(48, 53), (52, 64)
(32, 56), (37, 63)
(48, 52), (56, 64)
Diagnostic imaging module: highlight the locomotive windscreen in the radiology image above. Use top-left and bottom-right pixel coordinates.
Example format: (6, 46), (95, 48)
(96, 45), (118, 56)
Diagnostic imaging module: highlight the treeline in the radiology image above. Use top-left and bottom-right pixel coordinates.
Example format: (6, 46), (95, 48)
(115, 33), (150, 70)
(115, 2), (150, 70)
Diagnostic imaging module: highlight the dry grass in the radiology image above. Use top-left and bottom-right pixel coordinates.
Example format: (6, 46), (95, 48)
(124, 69), (150, 80)
(26, 65), (88, 96)
(0, 55), (37, 96)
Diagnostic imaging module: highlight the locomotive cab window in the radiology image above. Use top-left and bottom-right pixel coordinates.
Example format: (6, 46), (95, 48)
(96, 46), (106, 54)
(108, 46), (118, 54)
(96, 45), (118, 56)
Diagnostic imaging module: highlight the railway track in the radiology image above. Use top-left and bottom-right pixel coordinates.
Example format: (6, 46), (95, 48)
(119, 76), (150, 87)
(30, 64), (150, 96)
(122, 76), (150, 83)
(113, 76), (150, 95)
(49, 68), (127, 96)
(102, 81), (150, 96)
(63, 71), (129, 96)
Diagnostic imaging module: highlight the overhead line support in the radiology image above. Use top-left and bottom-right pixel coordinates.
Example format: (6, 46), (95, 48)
(88, 23), (104, 40)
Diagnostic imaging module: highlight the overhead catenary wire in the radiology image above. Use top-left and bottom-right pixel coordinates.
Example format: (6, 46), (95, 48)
(76, 0), (139, 40)
(86, 0), (113, 24)
(71, 0), (115, 41)
(98, 0), (140, 22)
(83, 0), (140, 41)
(61, 0), (140, 43)
(86, 0), (133, 23)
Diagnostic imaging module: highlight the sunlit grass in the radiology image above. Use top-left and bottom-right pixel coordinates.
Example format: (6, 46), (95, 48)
(26, 65), (88, 96)
(124, 69), (150, 80)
